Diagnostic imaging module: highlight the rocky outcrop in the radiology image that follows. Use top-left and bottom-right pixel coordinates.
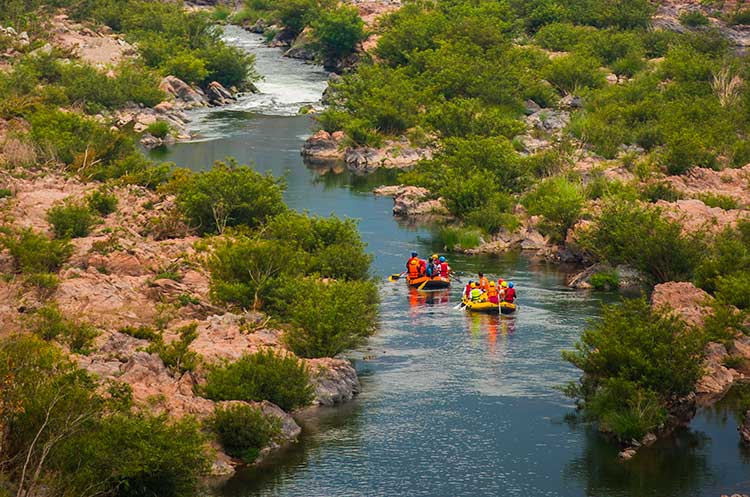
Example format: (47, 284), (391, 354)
(308, 358), (360, 406)
(654, 1), (750, 48)
(656, 199), (749, 234)
(159, 75), (209, 109)
(740, 409), (750, 445)
(566, 263), (644, 290)
(665, 164), (750, 208)
(301, 130), (346, 162)
(373, 185), (449, 217)
(464, 228), (550, 256)
(206, 81), (236, 106)
(50, 14), (136, 67)
(284, 27), (317, 61)
(345, 139), (432, 172)
(651, 281), (712, 328)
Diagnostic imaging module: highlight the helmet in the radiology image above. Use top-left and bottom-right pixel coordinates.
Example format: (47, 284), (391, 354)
(508, 282), (514, 288)
(489, 281), (496, 287)
(432, 254), (439, 259)
(472, 282), (479, 288)
(501, 281), (508, 288)
(439, 256), (446, 262)
(411, 252), (418, 257)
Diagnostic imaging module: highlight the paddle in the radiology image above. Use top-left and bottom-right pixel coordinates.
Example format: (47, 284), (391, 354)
(388, 271), (406, 282)
(417, 279), (429, 291)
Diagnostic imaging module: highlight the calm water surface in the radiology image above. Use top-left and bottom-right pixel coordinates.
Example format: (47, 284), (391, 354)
(149, 26), (750, 497)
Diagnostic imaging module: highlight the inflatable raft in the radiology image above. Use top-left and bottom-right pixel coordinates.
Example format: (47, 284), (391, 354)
(406, 276), (451, 290)
(462, 298), (517, 315)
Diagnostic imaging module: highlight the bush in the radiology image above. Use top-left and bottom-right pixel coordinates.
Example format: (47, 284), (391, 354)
(729, 9), (750, 26)
(47, 201), (97, 238)
(311, 5), (366, 61)
(578, 201), (704, 283)
(0, 188), (11, 199)
(86, 188), (118, 215)
(1, 228), (73, 273)
(534, 22), (594, 51)
(696, 193), (739, 210)
(145, 120), (172, 139)
(641, 181), (684, 203)
(119, 325), (160, 341)
(272, 278), (379, 358)
(174, 160), (286, 234)
(161, 52), (209, 85)
(202, 349), (314, 411)
(562, 298), (705, 441)
(680, 11), (710, 28)
(147, 323), (199, 374)
(209, 404), (281, 462)
(435, 226), (482, 251)
(201, 44), (257, 88)
(544, 54), (605, 93)
(522, 176), (585, 243)
(589, 271), (620, 291)
(716, 271), (750, 309)
(27, 304), (99, 354)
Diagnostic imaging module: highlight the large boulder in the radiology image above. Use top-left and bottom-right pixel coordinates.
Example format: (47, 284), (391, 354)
(651, 281), (712, 328)
(301, 130), (345, 162)
(345, 140), (432, 172)
(307, 358), (360, 406)
(205, 81), (235, 106)
(373, 185), (449, 217)
(159, 76), (208, 108)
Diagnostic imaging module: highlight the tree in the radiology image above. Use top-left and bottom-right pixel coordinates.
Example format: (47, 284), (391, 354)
(311, 5), (366, 62)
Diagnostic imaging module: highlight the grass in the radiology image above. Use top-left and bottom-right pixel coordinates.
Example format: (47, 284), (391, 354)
(435, 226), (482, 251)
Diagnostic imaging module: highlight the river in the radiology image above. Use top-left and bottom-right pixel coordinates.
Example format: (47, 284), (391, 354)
(148, 25), (750, 497)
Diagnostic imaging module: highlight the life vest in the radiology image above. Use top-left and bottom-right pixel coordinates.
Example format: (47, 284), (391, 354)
(479, 277), (489, 291)
(407, 257), (420, 277)
(487, 287), (498, 299)
(464, 285), (472, 298)
(505, 288), (516, 302)
(432, 262), (442, 277)
(470, 288), (483, 302)
(440, 262), (450, 276)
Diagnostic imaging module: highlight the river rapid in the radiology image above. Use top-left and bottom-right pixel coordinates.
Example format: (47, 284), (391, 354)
(148, 25), (750, 497)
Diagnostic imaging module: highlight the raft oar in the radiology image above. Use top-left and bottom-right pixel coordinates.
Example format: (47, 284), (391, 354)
(388, 271), (406, 282)
(417, 279), (429, 291)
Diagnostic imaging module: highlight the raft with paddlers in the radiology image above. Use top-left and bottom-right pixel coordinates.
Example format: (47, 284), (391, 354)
(407, 275), (451, 290)
(462, 297), (517, 314)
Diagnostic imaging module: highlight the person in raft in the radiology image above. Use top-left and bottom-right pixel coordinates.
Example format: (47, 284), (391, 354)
(427, 254), (440, 277)
(504, 281), (516, 304)
(439, 256), (451, 279)
(406, 252), (427, 278)
(486, 281), (500, 304)
(464, 280), (474, 298)
(478, 272), (490, 292)
(470, 282), (484, 302)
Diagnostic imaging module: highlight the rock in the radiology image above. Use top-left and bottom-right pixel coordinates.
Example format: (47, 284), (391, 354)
(695, 342), (737, 396)
(665, 164), (750, 208)
(189, 312), (282, 363)
(307, 358), (360, 406)
(618, 448), (637, 460)
(206, 81), (235, 105)
(301, 130), (345, 162)
(559, 94), (583, 108)
(606, 73), (619, 84)
(525, 109), (570, 133)
(284, 27), (317, 61)
(373, 185), (449, 217)
(246, 19), (268, 34)
(140, 133), (173, 150)
(567, 264), (644, 290)
(656, 199), (749, 234)
(651, 281), (712, 328)
(159, 76), (207, 108)
(345, 142), (432, 172)
(740, 409), (750, 445)
(524, 99), (542, 115)
(87, 252), (148, 277)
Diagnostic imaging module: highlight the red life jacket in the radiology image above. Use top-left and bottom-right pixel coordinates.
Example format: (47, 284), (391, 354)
(440, 262), (450, 277)
(504, 288), (516, 302)
(418, 259), (427, 276)
(407, 257), (420, 277)
(464, 284), (472, 298)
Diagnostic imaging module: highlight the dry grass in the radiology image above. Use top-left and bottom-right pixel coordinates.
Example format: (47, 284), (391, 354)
(0, 137), (38, 168)
(712, 67), (744, 108)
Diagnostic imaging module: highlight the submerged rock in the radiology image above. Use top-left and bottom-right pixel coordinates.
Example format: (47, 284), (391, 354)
(301, 130), (345, 161)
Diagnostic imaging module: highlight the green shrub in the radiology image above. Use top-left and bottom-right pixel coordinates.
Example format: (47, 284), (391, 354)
(522, 176), (585, 243)
(145, 120), (172, 139)
(271, 278), (379, 358)
(86, 188), (118, 216)
(729, 9), (750, 26)
(579, 201), (704, 283)
(680, 10), (710, 27)
(47, 201), (97, 238)
(162, 52), (209, 86)
(311, 5), (366, 61)
(119, 325), (160, 341)
(60, 413), (209, 497)
(716, 271), (750, 309)
(435, 226), (482, 251)
(27, 304), (99, 354)
(147, 323), (199, 374)
(641, 181), (684, 202)
(723, 355), (747, 370)
(202, 349), (314, 411)
(23, 272), (60, 293)
(174, 160), (286, 234)
(202, 44), (257, 88)
(694, 223), (750, 294)
(1, 228), (73, 273)
(544, 54), (605, 93)
(208, 404), (281, 462)
(534, 22), (593, 51)
(562, 298), (705, 441)
(0, 188), (11, 199)
(661, 132), (717, 175)
(696, 193), (739, 210)
(589, 271), (620, 291)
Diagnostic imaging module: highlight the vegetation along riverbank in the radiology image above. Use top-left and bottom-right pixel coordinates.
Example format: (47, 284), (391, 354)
(292, 0), (750, 458)
(0, 1), (378, 495)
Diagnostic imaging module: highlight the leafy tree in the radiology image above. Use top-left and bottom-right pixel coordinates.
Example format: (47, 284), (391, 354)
(208, 404), (280, 462)
(311, 5), (366, 62)
(174, 160), (286, 234)
(522, 176), (585, 243)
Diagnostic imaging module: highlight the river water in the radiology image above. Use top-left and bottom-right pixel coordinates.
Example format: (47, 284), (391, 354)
(148, 25), (750, 497)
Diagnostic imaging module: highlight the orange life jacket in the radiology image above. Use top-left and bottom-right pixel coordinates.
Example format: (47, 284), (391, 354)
(487, 287), (498, 299)
(479, 277), (489, 291)
(407, 257), (420, 277)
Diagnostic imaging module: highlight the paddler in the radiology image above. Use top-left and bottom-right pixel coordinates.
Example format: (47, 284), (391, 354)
(478, 272), (489, 292)
(504, 282), (516, 303)
(406, 252), (421, 279)
(487, 281), (500, 304)
(439, 256), (450, 279)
